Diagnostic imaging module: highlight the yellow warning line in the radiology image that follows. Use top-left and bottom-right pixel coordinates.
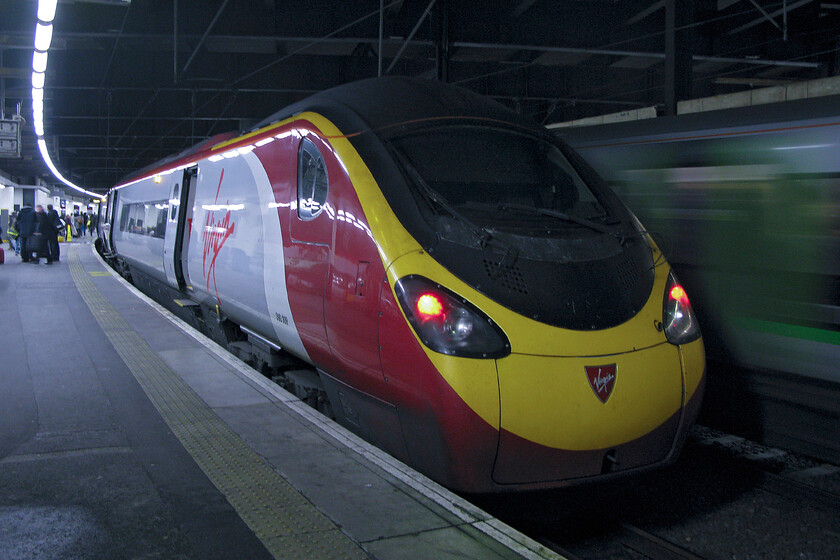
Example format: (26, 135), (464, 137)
(68, 247), (367, 560)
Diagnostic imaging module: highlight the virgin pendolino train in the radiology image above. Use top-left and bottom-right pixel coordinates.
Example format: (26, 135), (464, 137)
(97, 77), (705, 493)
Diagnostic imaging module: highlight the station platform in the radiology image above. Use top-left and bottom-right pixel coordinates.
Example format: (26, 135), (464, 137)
(0, 239), (559, 560)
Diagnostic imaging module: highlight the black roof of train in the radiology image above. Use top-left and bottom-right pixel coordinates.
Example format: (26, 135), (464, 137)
(250, 76), (542, 138)
(118, 77), (544, 187)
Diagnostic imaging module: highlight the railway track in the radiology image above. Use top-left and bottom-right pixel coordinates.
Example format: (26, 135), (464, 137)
(542, 523), (708, 560)
(692, 426), (840, 514)
(478, 427), (840, 560)
(757, 470), (840, 513)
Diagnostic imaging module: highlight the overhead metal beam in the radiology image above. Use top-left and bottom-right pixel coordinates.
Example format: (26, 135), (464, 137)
(729, 0), (813, 34)
(28, 31), (821, 71)
(746, 0), (781, 30)
(691, 54), (816, 68)
(627, 1), (665, 25)
(784, 0), (788, 40)
(451, 41), (820, 68)
(183, 0), (231, 74)
(715, 76), (794, 85)
(491, 94), (648, 106)
(512, 0), (539, 18)
(0, 68), (31, 78)
(50, 85), (320, 94)
(386, 0), (436, 74)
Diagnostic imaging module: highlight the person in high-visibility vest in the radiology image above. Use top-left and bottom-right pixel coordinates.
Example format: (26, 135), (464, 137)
(6, 212), (20, 255)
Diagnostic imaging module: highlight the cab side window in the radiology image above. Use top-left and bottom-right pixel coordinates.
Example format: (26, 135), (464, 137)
(297, 138), (328, 220)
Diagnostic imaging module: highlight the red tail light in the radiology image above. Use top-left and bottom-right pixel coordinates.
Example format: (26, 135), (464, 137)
(663, 272), (701, 345)
(416, 293), (445, 320)
(669, 285), (689, 307)
(395, 276), (510, 359)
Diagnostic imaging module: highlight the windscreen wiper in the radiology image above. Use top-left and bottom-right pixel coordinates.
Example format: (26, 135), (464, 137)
(389, 146), (506, 250)
(499, 202), (621, 237)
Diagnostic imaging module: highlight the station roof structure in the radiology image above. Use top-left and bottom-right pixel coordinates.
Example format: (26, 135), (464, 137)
(1, 0), (838, 195)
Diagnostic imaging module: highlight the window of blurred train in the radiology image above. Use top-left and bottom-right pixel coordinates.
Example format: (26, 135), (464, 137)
(297, 138), (328, 220)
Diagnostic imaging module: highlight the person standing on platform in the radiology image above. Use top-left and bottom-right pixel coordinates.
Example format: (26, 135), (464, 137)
(80, 212), (87, 236)
(6, 211), (20, 255)
(65, 213), (74, 240)
(16, 204), (36, 263)
(67, 213), (78, 238)
(46, 204), (61, 263)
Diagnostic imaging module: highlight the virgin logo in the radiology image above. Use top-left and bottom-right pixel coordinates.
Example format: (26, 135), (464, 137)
(202, 169), (235, 293)
(585, 364), (617, 403)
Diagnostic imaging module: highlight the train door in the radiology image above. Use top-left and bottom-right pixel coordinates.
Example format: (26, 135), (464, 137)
(163, 179), (182, 288)
(287, 136), (334, 366)
(162, 166), (197, 291)
(103, 191), (117, 253)
(96, 194), (109, 252)
(174, 167), (197, 290)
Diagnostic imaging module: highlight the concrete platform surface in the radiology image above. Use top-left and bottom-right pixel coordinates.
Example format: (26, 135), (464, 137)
(0, 240), (561, 560)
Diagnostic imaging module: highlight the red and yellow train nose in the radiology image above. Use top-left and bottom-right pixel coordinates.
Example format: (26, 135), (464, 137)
(493, 339), (704, 484)
(389, 251), (705, 488)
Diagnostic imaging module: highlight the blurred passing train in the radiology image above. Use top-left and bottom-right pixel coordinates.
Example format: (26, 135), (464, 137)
(97, 77), (705, 492)
(557, 95), (840, 462)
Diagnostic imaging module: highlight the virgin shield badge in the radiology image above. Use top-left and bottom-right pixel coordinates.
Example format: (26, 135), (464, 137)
(585, 364), (617, 403)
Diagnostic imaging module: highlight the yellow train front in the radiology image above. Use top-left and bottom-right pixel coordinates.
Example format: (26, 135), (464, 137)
(326, 78), (706, 492)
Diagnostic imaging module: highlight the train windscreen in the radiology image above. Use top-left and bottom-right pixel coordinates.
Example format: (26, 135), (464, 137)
(387, 124), (612, 232)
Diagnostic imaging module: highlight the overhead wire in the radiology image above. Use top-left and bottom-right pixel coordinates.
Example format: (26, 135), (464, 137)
(541, 25), (837, 122)
(46, 1), (838, 186)
(129, 0), (404, 165)
(456, 0), (832, 116)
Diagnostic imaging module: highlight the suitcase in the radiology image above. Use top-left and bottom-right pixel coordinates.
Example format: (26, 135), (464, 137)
(28, 233), (47, 256)
(0, 246), (4, 264)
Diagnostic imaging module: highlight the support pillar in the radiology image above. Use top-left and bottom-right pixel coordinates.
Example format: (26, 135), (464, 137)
(664, 0), (692, 115)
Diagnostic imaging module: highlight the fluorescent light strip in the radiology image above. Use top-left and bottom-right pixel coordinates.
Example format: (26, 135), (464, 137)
(37, 139), (101, 198)
(34, 22), (52, 51)
(33, 50), (48, 73)
(38, 0), (57, 22)
(32, 0), (102, 201)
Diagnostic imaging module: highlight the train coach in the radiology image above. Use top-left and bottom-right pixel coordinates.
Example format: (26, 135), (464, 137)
(97, 77), (705, 492)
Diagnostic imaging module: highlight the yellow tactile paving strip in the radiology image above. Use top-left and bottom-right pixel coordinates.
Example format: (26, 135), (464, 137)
(68, 247), (368, 560)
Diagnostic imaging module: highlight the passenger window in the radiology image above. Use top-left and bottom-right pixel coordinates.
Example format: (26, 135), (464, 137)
(297, 138), (328, 220)
(170, 183), (180, 221)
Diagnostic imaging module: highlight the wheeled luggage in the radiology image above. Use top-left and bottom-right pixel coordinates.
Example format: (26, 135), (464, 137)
(28, 233), (47, 257)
